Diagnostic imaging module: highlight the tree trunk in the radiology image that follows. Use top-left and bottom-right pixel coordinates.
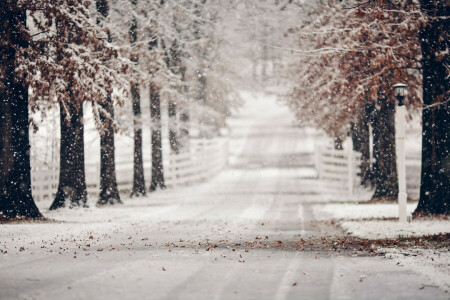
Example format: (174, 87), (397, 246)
(150, 83), (165, 191)
(415, 1), (450, 215)
(169, 38), (188, 153)
(168, 100), (179, 154)
(334, 135), (344, 150)
(351, 103), (372, 186)
(50, 102), (88, 209)
(96, 0), (121, 206)
(179, 106), (190, 152)
(198, 73), (208, 138)
(131, 83), (146, 197)
(371, 98), (398, 201)
(0, 3), (42, 219)
(97, 98), (121, 205)
(128, 2), (146, 197)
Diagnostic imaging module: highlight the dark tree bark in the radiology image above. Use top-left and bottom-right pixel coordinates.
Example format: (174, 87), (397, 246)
(168, 100), (179, 154)
(351, 103), (372, 186)
(98, 98), (121, 205)
(333, 135), (344, 150)
(168, 38), (189, 153)
(178, 68), (190, 151)
(415, 1), (450, 215)
(165, 41), (179, 154)
(0, 95), (13, 195)
(149, 83), (165, 191)
(131, 83), (146, 197)
(50, 102), (88, 210)
(197, 73), (208, 138)
(0, 3), (42, 219)
(50, 1), (88, 210)
(96, 0), (121, 206)
(198, 73), (207, 105)
(129, 1), (146, 197)
(179, 106), (190, 152)
(371, 97), (398, 201)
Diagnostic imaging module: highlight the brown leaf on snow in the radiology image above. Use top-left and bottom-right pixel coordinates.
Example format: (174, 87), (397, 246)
(206, 244), (217, 251)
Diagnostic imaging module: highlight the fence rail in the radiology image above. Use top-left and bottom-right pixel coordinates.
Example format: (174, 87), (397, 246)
(31, 137), (229, 201)
(314, 139), (421, 199)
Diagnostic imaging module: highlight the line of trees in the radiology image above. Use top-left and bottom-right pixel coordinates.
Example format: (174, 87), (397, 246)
(286, 0), (448, 215)
(0, 0), (238, 220)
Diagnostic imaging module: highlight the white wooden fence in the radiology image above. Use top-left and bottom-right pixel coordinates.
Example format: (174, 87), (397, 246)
(31, 137), (229, 201)
(314, 139), (421, 199)
(314, 140), (361, 195)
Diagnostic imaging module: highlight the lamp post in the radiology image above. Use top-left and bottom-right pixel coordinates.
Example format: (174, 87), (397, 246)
(393, 83), (407, 222)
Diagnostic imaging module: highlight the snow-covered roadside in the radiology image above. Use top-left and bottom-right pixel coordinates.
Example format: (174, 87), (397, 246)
(313, 203), (450, 293)
(340, 219), (450, 239)
(313, 203), (450, 239)
(313, 203), (417, 221)
(383, 248), (450, 292)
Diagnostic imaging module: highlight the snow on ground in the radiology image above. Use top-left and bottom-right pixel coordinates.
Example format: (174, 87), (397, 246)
(1, 91), (448, 299)
(383, 248), (450, 292)
(341, 220), (450, 239)
(313, 202), (450, 294)
(313, 203), (417, 221)
(313, 202), (450, 239)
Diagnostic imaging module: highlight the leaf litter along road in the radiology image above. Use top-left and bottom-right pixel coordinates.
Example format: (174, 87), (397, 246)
(0, 92), (448, 299)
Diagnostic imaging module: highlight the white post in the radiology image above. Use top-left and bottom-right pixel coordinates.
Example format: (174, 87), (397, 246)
(396, 104), (407, 222)
(347, 138), (354, 196)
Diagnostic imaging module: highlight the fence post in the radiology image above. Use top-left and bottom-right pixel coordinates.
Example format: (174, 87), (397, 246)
(347, 138), (354, 196)
(396, 104), (407, 222)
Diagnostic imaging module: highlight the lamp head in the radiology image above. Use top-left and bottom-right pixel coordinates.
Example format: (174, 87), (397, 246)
(393, 83), (407, 105)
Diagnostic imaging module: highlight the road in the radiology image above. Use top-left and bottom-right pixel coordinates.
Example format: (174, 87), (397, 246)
(0, 92), (446, 299)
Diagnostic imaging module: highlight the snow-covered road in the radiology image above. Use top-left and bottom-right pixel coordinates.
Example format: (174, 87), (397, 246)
(0, 93), (447, 299)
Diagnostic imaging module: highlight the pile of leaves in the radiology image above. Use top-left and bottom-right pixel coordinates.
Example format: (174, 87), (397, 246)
(201, 233), (449, 256)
